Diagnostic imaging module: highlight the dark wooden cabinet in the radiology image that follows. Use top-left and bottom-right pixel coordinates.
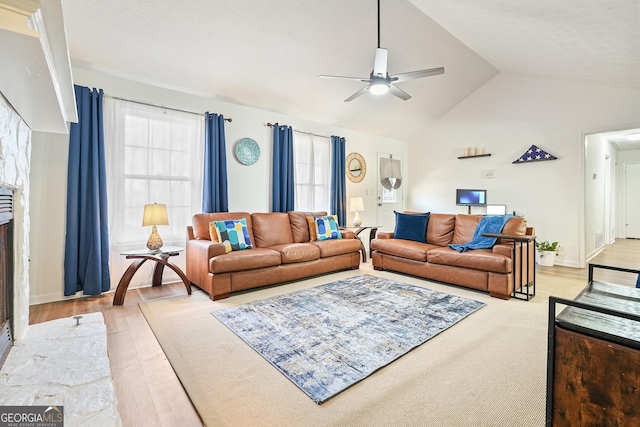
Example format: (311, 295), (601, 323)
(547, 265), (640, 427)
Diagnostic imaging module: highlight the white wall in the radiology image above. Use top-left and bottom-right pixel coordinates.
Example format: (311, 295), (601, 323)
(28, 67), (408, 304)
(407, 73), (640, 268)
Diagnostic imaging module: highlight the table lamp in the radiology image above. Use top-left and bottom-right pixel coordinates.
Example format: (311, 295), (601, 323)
(142, 203), (168, 250)
(350, 197), (364, 226)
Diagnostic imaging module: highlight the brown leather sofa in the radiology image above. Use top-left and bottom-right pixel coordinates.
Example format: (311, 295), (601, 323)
(186, 211), (362, 300)
(371, 213), (535, 299)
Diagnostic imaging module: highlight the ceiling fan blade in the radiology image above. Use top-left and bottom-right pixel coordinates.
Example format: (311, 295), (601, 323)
(388, 84), (411, 101)
(319, 75), (370, 82)
(392, 67), (445, 83)
(373, 48), (388, 77)
(344, 85), (370, 102)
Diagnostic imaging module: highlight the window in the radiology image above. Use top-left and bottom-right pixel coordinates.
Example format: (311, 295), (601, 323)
(105, 99), (203, 250)
(293, 133), (331, 212)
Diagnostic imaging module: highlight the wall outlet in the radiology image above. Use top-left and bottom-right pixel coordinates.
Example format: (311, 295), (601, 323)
(482, 169), (496, 179)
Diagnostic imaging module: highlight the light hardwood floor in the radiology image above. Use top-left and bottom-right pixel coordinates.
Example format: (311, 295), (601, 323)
(29, 239), (640, 426)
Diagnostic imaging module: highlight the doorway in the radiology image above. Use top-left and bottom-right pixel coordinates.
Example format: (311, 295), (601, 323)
(584, 127), (640, 264)
(624, 163), (640, 238)
(377, 152), (403, 231)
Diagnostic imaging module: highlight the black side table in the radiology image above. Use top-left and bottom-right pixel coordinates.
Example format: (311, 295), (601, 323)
(341, 226), (380, 262)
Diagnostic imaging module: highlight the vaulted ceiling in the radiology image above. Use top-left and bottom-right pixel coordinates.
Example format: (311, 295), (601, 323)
(62, 0), (640, 141)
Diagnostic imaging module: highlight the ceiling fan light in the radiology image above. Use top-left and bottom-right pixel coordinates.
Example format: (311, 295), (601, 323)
(369, 83), (389, 95)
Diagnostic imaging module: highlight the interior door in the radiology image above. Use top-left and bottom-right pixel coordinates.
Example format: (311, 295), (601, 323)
(377, 152), (403, 232)
(625, 163), (640, 238)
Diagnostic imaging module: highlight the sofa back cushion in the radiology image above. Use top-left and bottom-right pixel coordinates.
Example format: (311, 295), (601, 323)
(451, 215), (482, 244)
(288, 211), (327, 243)
(251, 212), (294, 247)
(502, 217), (527, 236)
(192, 212), (254, 242)
(451, 215), (528, 244)
(426, 213), (456, 246)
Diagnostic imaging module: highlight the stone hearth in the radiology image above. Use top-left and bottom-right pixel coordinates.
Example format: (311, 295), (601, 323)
(0, 312), (121, 426)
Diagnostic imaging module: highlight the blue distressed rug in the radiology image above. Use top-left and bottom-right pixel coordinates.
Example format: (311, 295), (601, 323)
(211, 275), (485, 403)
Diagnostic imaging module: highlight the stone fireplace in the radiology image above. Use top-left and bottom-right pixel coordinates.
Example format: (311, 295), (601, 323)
(0, 188), (13, 365)
(0, 92), (32, 350)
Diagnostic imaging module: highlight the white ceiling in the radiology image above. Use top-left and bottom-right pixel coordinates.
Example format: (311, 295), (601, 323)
(61, 0), (640, 141)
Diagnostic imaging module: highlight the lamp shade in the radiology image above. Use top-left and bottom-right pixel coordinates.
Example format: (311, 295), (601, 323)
(350, 197), (364, 212)
(142, 203), (169, 226)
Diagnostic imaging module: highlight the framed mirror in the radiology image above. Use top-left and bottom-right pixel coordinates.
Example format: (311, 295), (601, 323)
(346, 152), (366, 183)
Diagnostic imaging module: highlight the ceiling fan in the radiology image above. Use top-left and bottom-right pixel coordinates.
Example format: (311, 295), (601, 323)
(320, 0), (444, 102)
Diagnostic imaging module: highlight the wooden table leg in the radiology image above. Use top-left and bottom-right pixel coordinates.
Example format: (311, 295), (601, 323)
(368, 227), (379, 259)
(113, 258), (148, 305)
(152, 256), (166, 286)
(114, 252), (191, 305)
(160, 259), (192, 295)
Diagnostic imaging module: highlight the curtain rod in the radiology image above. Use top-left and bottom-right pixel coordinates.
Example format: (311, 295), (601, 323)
(106, 95), (232, 122)
(266, 122), (329, 139)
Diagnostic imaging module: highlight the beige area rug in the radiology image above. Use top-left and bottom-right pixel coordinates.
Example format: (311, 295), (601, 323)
(140, 267), (585, 427)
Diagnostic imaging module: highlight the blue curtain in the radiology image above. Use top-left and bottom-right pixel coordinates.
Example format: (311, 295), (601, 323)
(202, 112), (229, 212)
(272, 123), (295, 212)
(331, 135), (347, 226)
(64, 85), (110, 296)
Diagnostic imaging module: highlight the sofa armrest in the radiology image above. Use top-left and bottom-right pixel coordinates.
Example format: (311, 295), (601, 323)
(485, 233), (535, 257)
(340, 230), (355, 239)
(186, 238), (227, 286)
(376, 231), (394, 239)
(187, 239), (226, 259)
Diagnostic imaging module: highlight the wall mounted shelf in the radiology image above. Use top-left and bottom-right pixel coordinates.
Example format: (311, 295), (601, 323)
(458, 154), (491, 159)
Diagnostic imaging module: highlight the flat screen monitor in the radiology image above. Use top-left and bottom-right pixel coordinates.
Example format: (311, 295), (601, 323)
(456, 189), (487, 206)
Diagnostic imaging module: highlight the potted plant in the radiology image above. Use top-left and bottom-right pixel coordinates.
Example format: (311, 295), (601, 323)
(535, 240), (559, 266)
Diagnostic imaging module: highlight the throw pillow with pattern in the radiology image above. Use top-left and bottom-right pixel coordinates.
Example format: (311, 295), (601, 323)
(213, 218), (253, 253)
(314, 215), (342, 241)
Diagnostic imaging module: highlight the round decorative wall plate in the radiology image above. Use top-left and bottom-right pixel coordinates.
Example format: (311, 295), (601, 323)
(346, 152), (366, 183)
(234, 138), (260, 165)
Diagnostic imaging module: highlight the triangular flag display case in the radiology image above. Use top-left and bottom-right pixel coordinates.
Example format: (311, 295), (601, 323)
(513, 145), (558, 164)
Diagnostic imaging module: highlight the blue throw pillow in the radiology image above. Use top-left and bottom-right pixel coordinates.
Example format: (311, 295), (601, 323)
(394, 211), (430, 243)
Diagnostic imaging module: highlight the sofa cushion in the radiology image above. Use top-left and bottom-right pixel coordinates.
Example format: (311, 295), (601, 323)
(313, 215), (342, 241)
(212, 219), (253, 253)
(427, 247), (511, 274)
(306, 214), (339, 241)
(371, 239), (437, 262)
(209, 248), (281, 274)
(394, 211), (429, 243)
(192, 212), (253, 241)
(288, 211), (327, 243)
(251, 212), (294, 248)
(311, 239), (362, 258)
(451, 215), (482, 244)
(268, 243), (321, 264)
(426, 214), (456, 247)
